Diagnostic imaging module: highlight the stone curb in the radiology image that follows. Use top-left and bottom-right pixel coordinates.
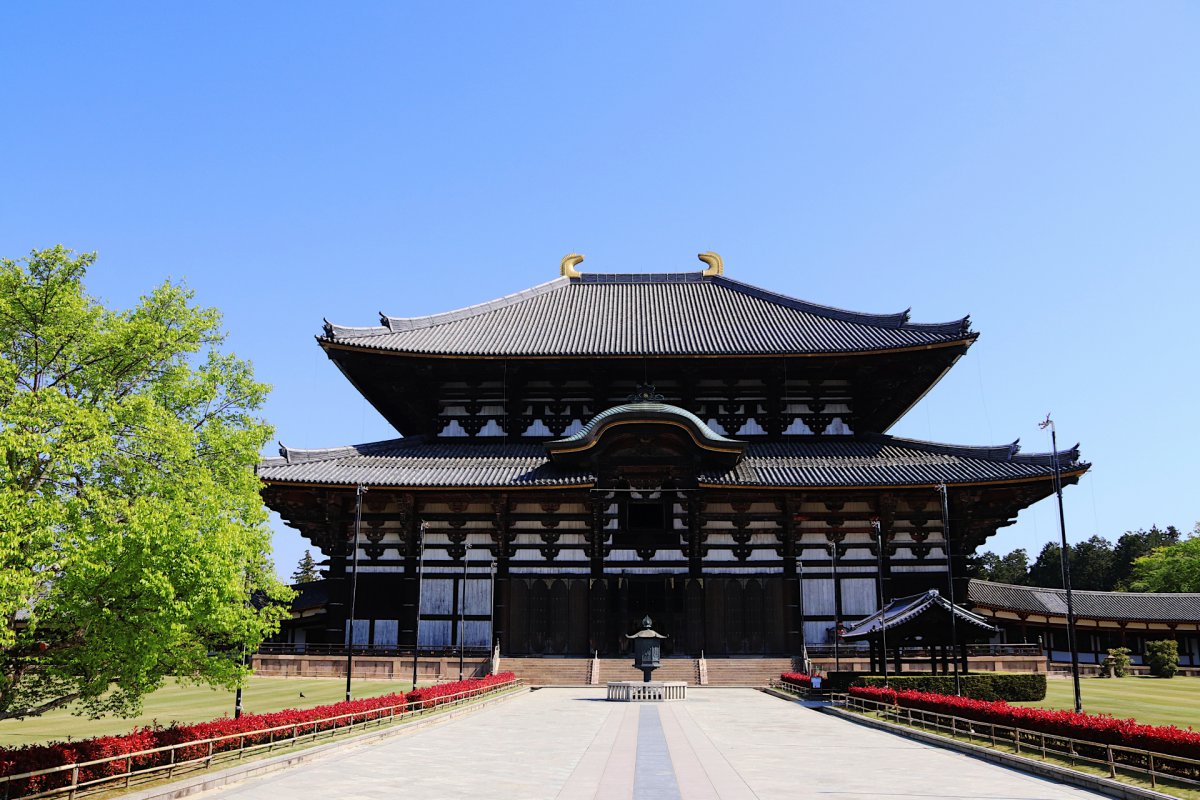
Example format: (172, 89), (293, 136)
(119, 687), (531, 800)
(817, 705), (1180, 800)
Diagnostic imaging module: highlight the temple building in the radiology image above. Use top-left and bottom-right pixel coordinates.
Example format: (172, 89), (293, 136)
(258, 253), (1089, 662)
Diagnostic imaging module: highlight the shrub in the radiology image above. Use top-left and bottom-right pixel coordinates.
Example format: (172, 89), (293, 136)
(779, 672), (811, 689)
(1100, 648), (1131, 678)
(847, 686), (1200, 762)
(0, 673), (519, 797)
(1145, 640), (1179, 678)
(857, 673), (1046, 701)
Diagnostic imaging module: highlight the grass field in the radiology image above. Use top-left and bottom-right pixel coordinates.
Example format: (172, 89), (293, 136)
(1016, 675), (1200, 729)
(0, 677), (413, 747)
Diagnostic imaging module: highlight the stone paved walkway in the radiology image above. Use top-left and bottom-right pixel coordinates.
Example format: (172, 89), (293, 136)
(195, 688), (1108, 799)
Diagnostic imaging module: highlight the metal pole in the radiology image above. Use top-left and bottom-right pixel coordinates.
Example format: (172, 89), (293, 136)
(459, 542), (471, 681)
(346, 484), (365, 702)
(489, 558), (497, 668)
(1043, 416), (1083, 713)
(938, 484), (962, 696)
(411, 522), (426, 688)
(832, 542), (841, 672)
(873, 518), (889, 686)
(797, 555), (810, 674)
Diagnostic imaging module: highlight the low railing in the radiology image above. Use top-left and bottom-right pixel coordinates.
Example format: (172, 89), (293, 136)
(256, 644), (493, 658)
(833, 692), (1200, 794)
(0, 679), (522, 800)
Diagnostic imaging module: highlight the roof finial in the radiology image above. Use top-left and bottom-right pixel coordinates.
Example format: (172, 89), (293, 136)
(698, 251), (724, 276)
(560, 253), (585, 278)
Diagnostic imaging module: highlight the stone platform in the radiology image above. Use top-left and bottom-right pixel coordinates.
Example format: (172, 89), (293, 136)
(607, 681), (687, 701)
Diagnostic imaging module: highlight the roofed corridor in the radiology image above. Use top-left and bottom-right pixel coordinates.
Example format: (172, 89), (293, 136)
(193, 688), (1106, 800)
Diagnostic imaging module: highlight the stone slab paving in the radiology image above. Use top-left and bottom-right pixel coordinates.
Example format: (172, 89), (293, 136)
(192, 688), (1109, 800)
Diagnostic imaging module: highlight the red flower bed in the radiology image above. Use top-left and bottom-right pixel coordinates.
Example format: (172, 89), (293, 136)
(780, 672), (812, 689)
(847, 686), (1200, 761)
(0, 673), (518, 797)
(407, 672), (516, 709)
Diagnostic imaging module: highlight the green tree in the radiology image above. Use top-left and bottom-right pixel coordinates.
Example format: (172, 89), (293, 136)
(973, 548), (1029, 584)
(1129, 527), (1200, 593)
(1027, 542), (1066, 588)
(1110, 525), (1182, 590)
(291, 549), (321, 583)
(1027, 537), (1118, 590)
(0, 246), (291, 720)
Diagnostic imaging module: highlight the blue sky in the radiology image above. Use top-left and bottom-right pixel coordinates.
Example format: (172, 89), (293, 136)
(3, 3), (1197, 580)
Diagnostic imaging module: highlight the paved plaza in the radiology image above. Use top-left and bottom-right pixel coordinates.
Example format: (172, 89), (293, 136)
(195, 688), (1107, 800)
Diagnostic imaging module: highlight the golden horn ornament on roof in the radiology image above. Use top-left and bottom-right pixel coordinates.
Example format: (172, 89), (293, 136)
(560, 253), (585, 278)
(698, 251), (724, 276)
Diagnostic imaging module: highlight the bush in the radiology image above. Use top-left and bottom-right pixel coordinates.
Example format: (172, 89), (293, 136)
(0, 673), (519, 797)
(1100, 648), (1131, 678)
(857, 673), (1046, 701)
(847, 686), (1200, 762)
(779, 672), (811, 690)
(1145, 640), (1179, 678)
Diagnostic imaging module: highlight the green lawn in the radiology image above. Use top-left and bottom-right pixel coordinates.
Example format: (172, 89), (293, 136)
(0, 677), (413, 747)
(1015, 675), (1200, 729)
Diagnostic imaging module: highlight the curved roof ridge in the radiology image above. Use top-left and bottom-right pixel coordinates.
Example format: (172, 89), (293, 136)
(272, 437), (416, 465)
(863, 433), (1084, 467)
(712, 275), (969, 333)
(322, 277), (571, 339)
(550, 401), (743, 446)
(379, 277), (569, 333)
(861, 432), (1023, 461)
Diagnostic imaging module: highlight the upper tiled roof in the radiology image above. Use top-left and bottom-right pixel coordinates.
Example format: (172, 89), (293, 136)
(258, 434), (1084, 488)
(321, 273), (974, 357)
(968, 580), (1200, 622)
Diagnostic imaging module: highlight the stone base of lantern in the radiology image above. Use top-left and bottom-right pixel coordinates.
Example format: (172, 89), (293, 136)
(606, 681), (687, 702)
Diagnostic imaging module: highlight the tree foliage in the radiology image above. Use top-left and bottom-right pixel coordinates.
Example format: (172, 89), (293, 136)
(972, 548), (1030, 584)
(976, 525), (1189, 592)
(1129, 527), (1200, 593)
(0, 246), (291, 720)
(291, 550), (321, 584)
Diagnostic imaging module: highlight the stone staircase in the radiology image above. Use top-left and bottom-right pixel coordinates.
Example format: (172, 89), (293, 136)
(502, 657), (593, 686)
(500, 656), (795, 687)
(703, 657), (796, 686)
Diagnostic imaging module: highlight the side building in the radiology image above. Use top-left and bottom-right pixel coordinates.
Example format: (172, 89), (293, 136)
(970, 579), (1200, 672)
(259, 255), (1088, 665)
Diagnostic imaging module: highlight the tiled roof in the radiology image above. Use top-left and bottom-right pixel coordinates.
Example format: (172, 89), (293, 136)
(843, 589), (998, 640)
(321, 273), (974, 357)
(258, 434), (1083, 488)
(549, 402), (740, 447)
(968, 580), (1200, 623)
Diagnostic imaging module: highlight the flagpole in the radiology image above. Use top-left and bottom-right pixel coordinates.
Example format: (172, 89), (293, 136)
(1042, 414), (1083, 713)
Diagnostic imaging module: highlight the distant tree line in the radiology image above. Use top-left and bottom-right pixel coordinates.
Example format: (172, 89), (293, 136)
(972, 524), (1199, 593)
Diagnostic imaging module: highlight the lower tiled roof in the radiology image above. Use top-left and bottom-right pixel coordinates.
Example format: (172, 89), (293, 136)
(258, 435), (1084, 489)
(843, 589), (997, 639)
(968, 579), (1200, 622)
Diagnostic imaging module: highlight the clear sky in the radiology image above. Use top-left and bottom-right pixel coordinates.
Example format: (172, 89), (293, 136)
(3, 3), (1197, 580)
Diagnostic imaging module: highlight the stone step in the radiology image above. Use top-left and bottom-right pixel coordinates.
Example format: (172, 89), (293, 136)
(500, 656), (796, 687)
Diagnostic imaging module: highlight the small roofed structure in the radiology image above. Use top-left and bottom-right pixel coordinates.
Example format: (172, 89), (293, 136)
(842, 589), (998, 675)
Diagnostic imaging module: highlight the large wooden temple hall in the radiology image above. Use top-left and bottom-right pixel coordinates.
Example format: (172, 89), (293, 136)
(258, 253), (1088, 660)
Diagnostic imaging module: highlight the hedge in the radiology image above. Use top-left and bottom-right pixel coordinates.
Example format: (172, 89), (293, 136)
(857, 673), (1046, 701)
(0, 672), (517, 797)
(848, 686), (1200, 764)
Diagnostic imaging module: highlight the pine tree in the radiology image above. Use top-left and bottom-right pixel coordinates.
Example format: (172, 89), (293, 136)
(291, 550), (321, 584)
